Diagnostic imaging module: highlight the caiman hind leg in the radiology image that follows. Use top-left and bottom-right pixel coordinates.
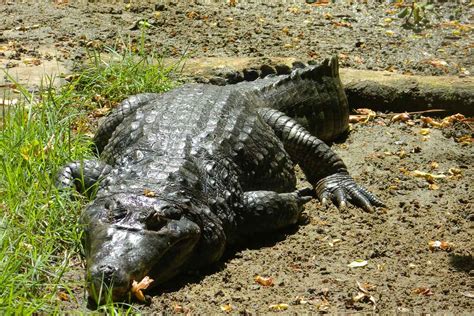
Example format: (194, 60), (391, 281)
(56, 159), (112, 197)
(258, 107), (384, 212)
(236, 188), (313, 238)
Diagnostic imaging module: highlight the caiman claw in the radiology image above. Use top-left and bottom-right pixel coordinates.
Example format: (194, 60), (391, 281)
(315, 172), (384, 212)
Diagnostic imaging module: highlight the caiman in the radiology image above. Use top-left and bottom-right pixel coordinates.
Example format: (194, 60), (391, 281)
(57, 56), (384, 303)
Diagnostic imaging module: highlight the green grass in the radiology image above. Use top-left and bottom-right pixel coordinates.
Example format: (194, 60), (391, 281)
(0, 41), (178, 313)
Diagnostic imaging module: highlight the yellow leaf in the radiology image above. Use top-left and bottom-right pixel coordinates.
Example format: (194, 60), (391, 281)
(220, 304), (233, 312)
(269, 303), (289, 311)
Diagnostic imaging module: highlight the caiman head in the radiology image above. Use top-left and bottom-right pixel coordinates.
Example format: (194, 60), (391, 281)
(80, 193), (201, 303)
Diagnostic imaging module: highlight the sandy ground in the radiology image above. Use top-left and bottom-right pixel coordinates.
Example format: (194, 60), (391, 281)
(1, 1), (472, 313)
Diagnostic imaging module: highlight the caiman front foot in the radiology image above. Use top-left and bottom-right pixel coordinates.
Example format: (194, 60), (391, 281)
(315, 172), (384, 212)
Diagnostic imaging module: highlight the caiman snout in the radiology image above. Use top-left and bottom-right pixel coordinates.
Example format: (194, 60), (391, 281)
(82, 194), (203, 303)
(88, 263), (131, 302)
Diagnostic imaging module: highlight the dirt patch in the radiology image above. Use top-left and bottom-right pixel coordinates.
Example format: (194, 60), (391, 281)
(139, 114), (473, 314)
(1, 1), (473, 77)
(1, 1), (472, 313)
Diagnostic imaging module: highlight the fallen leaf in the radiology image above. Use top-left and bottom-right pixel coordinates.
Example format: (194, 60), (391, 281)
(131, 276), (154, 302)
(255, 275), (274, 286)
(391, 112), (410, 122)
(428, 240), (453, 252)
(23, 58), (42, 66)
(220, 304), (233, 312)
(317, 297), (330, 312)
(427, 59), (448, 69)
(421, 116), (443, 128)
(413, 287), (434, 296)
(348, 260), (368, 268)
(350, 108), (376, 124)
(357, 281), (376, 293)
(328, 238), (342, 247)
(461, 291), (474, 298)
(269, 303), (289, 311)
(57, 291), (69, 301)
(448, 167), (462, 176)
(293, 296), (308, 305)
(173, 304), (190, 313)
(91, 107), (111, 118)
(430, 161), (439, 169)
(419, 128), (431, 135)
(442, 113), (465, 126)
(412, 170), (446, 183)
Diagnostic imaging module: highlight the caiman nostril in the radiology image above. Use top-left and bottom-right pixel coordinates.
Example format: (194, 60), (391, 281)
(98, 264), (117, 282)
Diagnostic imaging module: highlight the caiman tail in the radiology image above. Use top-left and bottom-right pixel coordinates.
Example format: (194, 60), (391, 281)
(241, 56), (349, 142)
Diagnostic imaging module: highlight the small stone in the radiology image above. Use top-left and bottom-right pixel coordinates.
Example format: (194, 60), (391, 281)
(155, 4), (166, 11)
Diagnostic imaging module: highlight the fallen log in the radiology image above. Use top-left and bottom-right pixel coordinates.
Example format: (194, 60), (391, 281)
(340, 69), (474, 116)
(175, 57), (474, 116)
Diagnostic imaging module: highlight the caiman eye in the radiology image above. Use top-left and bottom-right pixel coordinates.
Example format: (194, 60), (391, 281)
(145, 212), (168, 231)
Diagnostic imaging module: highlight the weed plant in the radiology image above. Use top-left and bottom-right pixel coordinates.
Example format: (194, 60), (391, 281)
(0, 35), (177, 313)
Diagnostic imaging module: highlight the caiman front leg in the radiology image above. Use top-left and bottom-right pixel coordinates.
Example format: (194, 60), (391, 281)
(56, 160), (112, 197)
(94, 93), (160, 153)
(258, 107), (384, 212)
(236, 188), (313, 238)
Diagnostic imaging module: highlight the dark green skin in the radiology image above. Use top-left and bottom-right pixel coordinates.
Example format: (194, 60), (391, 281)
(57, 57), (383, 303)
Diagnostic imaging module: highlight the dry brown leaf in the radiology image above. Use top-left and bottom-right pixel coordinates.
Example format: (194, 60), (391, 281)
(92, 107), (111, 118)
(413, 287), (434, 296)
(442, 113), (465, 126)
(317, 297), (330, 312)
(23, 58), (42, 66)
(131, 276), (154, 302)
(57, 291), (69, 301)
(448, 167), (462, 176)
(255, 275), (274, 286)
(428, 240), (453, 252)
(421, 116), (443, 128)
(412, 170), (446, 183)
(427, 59), (448, 69)
(456, 135), (473, 145)
(430, 161), (439, 169)
(391, 112), (410, 122)
(357, 281), (376, 293)
(173, 304), (190, 313)
(350, 108), (376, 124)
